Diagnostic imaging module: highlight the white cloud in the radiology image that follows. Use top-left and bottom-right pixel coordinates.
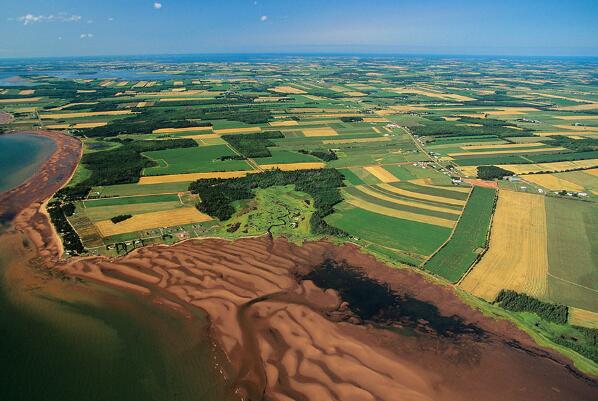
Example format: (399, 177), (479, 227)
(153, 2), (162, 9)
(108, 17), (115, 21)
(87, 20), (93, 24)
(80, 33), (94, 39)
(17, 12), (82, 25)
(260, 15), (268, 22)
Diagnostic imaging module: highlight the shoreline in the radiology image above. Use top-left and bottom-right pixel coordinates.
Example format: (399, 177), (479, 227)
(2, 129), (596, 400)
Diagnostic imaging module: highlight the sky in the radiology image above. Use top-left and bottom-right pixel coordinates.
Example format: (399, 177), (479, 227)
(1, 0), (597, 58)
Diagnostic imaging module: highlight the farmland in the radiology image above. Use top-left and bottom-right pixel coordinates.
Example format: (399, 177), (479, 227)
(1, 55), (597, 371)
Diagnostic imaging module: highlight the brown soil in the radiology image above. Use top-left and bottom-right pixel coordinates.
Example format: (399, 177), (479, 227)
(0, 111), (13, 124)
(1, 130), (596, 401)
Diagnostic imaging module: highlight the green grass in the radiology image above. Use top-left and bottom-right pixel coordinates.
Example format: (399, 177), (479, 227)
(326, 204), (451, 256)
(142, 145), (252, 175)
(253, 149), (321, 165)
(424, 187), (496, 282)
(338, 168), (366, 186)
(81, 201), (183, 222)
(92, 182), (191, 197)
(545, 197), (598, 311)
(83, 194), (180, 207)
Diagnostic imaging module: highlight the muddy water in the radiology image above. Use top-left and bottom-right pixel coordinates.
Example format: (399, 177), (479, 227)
(0, 234), (236, 401)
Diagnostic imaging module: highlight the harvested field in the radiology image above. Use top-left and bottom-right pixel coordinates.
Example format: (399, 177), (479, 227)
(388, 88), (475, 101)
(213, 127), (262, 135)
(268, 120), (299, 127)
(302, 127), (338, 137)
(378, 183), (467, 206)
(269, 86), (306, 94)
(363, 117), (389, 123)
(0, 97), (42, 103)
(139, 170), (255, 184)
(344, 193), (455, 228)
(448, 147), (565, 157)
(523, 174), (584, 192)
(73, 122), (108, 129)
(497, 159), (598, 174)
(260, 162), (325, 171)
(153, 126), (213, 134)
(460, 191), (548, 301)
(95, 207), (212, 236)
(18, 89), (35, 95)
(354, 186), (461, 215)
(569, 308), (598, 329)
(363, 166), (399, 183)
(323, 136), (390, 144)
(40, 110), (133, 119)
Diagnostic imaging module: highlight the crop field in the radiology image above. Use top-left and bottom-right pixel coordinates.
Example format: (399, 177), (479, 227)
(545, 198), (598, 311)
(460, 191), (549, 301)
(2, 56), (596, 330)
(424, 187), (496, 282)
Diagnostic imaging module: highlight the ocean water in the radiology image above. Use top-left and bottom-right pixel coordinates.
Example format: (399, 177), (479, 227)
(0, 134), (56, 192)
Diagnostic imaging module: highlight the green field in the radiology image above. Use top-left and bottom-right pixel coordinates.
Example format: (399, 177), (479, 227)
(92, 182), (191, 197)
(83, 194), (181, 207)
(143, 145), (252, 175)
(326, 204), (452, 259)
(425, 187), (497, 282)
(545, 197), (598, 311)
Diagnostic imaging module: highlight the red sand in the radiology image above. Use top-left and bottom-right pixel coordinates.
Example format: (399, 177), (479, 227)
(463, 178), (499, 188)
(1, 130), (596, 401)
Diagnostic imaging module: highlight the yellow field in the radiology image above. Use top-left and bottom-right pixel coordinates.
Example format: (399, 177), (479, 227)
(269, 86), (307, 94)
(260, 162), (325, 171)
(77, 90), (96, 93)
(585, 168), (598, 177)
(46, 124), (70, 129)
(139, 170), (255, 184)
(269, 120), (299, 127)
(569, 308), (598, 329)
(448, 147), (565, 157)
(344, 91), (367, 97)
(13, 107), (37, 113)
(153, 126), (213, 134)
(497, 159), (598, 174)
(354, 186), (461, 215)
(363, 166), (398, 183)
(344, 194), (455, 228)
(554, 115), (598, 121)
(133, 81), (148, 88)
(523, 174), (584, 192)
(49, 102), (98, 111)
(158, 97), (210, 102)
(553, 124), (598, 132)
(18, 89), (35, 95)
(460, 191), (548, 301)
(95, 207), (212, 236)
(323, 137), (390, 145)
(461, 142), (545, 150)
(458, 166), (479, 177)
(173, 81), (184, 85)
(116, 81), (129, 87)
(377, 183), (467, 206)
(302, 127), (338, 137)
(388, 87), (475, 101)
(0, 97), (42, 103)
(182, 134), (221, 141)
(556, 103), (598, 111)
(213, 127), (262, 135)
(40, 110), (133, 119)
(136, 102), (152, 108)
(362, 117), (389, 123)
(73, 122), (108, 129)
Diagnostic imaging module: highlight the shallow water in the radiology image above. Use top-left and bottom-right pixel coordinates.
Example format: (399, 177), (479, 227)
(0, 134), (56, 192)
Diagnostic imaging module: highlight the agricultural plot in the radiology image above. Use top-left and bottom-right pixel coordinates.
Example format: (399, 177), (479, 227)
(142, 145), (253, 175)
(425, 187), (495, 282)
(460, 191), (549, 301)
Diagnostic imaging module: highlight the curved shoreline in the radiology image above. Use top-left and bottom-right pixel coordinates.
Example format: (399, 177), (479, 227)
(1, 130), (596, 400)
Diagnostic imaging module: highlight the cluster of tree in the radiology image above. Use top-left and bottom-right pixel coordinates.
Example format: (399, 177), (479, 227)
(110, 214), (133, 224)
(47, 200), (84, 254)
(495, 290), (568, 325)
(55, 138), (196, 201)
(340, 116), (363, 122)
(83, 105), (271, 138)
(464, 92), (537, 108)
(411, 118), (532, 138)
(551, 325), (598, 364)
(477, 165), (515, 180)
(542, 135), (598, 152)
(222, 131), (284, 158)
(188, 168), (346, 236)
(298, 149), (338, 162)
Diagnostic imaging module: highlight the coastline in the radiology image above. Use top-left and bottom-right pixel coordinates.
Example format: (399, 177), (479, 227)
(1, 130), (596, 400)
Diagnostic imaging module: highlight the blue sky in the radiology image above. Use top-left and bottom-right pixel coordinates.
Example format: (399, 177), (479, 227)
(1, 0), (597, 57)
